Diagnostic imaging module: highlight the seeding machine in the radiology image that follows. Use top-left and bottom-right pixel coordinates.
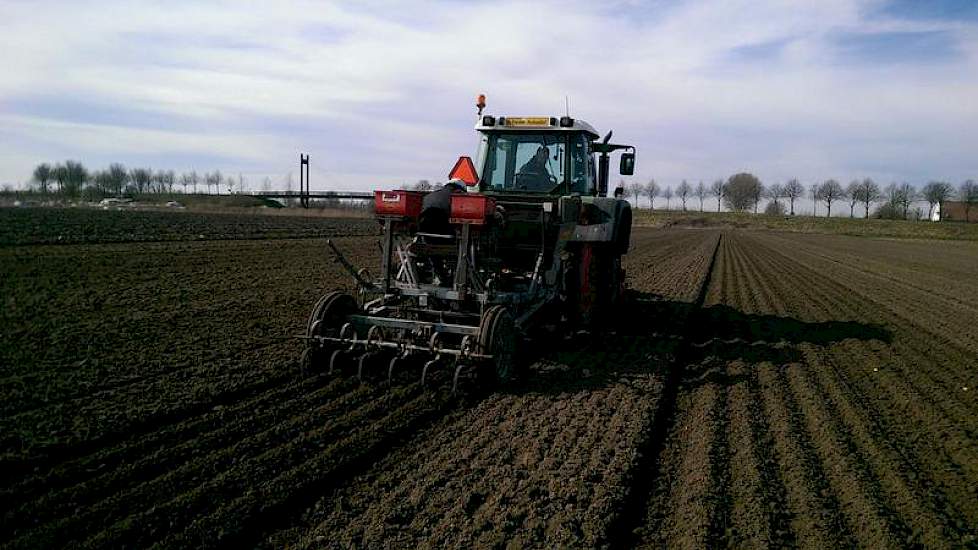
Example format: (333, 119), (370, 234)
(301, 96), (635, 391)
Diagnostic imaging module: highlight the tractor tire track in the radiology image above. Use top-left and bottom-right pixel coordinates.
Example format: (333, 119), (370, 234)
(616, 232), (723, 549)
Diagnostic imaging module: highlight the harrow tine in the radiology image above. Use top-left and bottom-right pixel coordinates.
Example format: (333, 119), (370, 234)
(356, 352), (371, 382)
(387, 355), (400, 386)
(421, 357), (440, 389)
(299, 347), (314, 377)
(387, 350), (410, 386)
(357, 351), (385, 383)
(452, 363), (469, 395)
(328, 349), (345, 375)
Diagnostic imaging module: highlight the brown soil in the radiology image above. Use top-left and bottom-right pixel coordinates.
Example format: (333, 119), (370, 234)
(1, 208), (976, 548)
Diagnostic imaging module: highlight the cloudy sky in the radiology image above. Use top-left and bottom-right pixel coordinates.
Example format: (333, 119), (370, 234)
(1, 0), (976, 194)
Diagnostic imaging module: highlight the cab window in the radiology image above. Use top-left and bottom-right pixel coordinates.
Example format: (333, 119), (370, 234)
(569, 134), (591, 194)
(481, 133), (566, 192)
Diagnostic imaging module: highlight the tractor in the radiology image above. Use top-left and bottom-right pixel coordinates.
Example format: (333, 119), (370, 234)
(301, 96), (635, 392)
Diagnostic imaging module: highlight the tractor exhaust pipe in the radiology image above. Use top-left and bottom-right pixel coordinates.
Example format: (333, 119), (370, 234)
(598, 153), (609, 197)
(597, 129), (613, 197)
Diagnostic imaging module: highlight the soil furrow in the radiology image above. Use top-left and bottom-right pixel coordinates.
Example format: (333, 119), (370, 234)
(756, 363), (853, 548)
(4, 377), (363, 538)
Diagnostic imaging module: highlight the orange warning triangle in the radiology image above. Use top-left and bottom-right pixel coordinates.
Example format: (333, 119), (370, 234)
(448, 156), (479, 186)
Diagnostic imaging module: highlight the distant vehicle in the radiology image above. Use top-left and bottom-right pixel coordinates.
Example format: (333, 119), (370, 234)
(165, 201), (185, 209)
(99, 198), (133, 209)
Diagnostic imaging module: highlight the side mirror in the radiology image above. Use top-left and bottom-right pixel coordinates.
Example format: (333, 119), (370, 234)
(619, 152), (635, 176)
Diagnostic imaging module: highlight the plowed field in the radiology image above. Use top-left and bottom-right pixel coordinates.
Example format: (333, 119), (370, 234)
(2, 208), (976, 548)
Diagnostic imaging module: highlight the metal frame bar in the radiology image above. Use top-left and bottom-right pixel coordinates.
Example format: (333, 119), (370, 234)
(380, 218), (393, 292)
(302, 334), (492, 360)
(348, 314), (480, 335)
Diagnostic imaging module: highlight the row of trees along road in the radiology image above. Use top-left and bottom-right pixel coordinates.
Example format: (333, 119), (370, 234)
(20, 161), (978, 222)
(28, 161), (278, 199)
(624, 174), (978, 220)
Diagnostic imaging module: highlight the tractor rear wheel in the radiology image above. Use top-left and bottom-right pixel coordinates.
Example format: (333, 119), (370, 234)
(577, 245), (624, 330)
(303, 291), (357, 375)
(479, 305), (518, 384)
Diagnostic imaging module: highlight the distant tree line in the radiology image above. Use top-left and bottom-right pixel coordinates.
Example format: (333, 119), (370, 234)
(22, 161), (274, 200)
(623, 173), (978, 221)
(15, 162), (978, 222)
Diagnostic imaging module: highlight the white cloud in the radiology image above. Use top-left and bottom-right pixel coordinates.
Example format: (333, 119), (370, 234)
(0, 0), (976, 189)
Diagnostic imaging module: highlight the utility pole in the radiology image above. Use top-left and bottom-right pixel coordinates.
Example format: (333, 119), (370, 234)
(299, 154), (310, 208)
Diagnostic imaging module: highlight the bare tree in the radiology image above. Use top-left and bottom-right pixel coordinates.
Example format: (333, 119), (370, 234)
(845, 180), (860, 218)
(414, 179), (433, 191)
(810, 184), (820, 218)
(764, 199), (786, 216)
(129, 168), (152, 194)
(179, 173), (193, 193)
(235, 172), (247, 194)
(62, 160), (88, 198)
(676, 180), (691, 211)
(783, 179), (803, 216)
(723, 173), (762, 212)
(628, 182), (643, 206)
(818, 179), (844, 218)
(53, 163), (67, 195)
(106, 163), (128, 195)
(151, 170), (164, 193)
(33, 163), (53, 194)
(751, 180), (765, 214)
(89, 169), (108, 196)
(261, 176), (272, 193)
(922, 181), (954, 220)
(645, 179), (660, 210)
(858, 178), (881, 218)
(960, 180), (978, 222)
(764, 183), (783, 215)
(883, 182), (899, 205)
(711, 178), (725, 212)
(663, 185), (674, 210)
(897, 182), (916, 219)
(694, 181), (706, 211)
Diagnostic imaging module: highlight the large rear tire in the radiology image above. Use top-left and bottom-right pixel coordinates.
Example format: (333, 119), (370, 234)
(577, 245), (624, 331)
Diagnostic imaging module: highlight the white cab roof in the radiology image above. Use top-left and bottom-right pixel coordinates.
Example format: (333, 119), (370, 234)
(474, 115), (600, 139)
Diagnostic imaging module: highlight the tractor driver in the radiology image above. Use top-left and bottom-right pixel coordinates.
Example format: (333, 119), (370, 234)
(516, 145), (553, 191)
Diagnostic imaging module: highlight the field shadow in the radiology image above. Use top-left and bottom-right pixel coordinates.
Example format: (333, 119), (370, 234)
(510, 290), (891, 395)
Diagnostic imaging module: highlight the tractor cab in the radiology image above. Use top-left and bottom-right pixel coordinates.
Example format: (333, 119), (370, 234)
(445, 114), (635, 275)
(469, 115), (635, 197)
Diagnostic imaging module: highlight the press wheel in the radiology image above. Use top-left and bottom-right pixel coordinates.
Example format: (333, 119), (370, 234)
(303, 291), (357, 375)
(478, 305), (518, 383)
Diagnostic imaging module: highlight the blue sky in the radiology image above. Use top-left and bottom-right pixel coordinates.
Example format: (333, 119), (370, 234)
(1, 0), (976, 194)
